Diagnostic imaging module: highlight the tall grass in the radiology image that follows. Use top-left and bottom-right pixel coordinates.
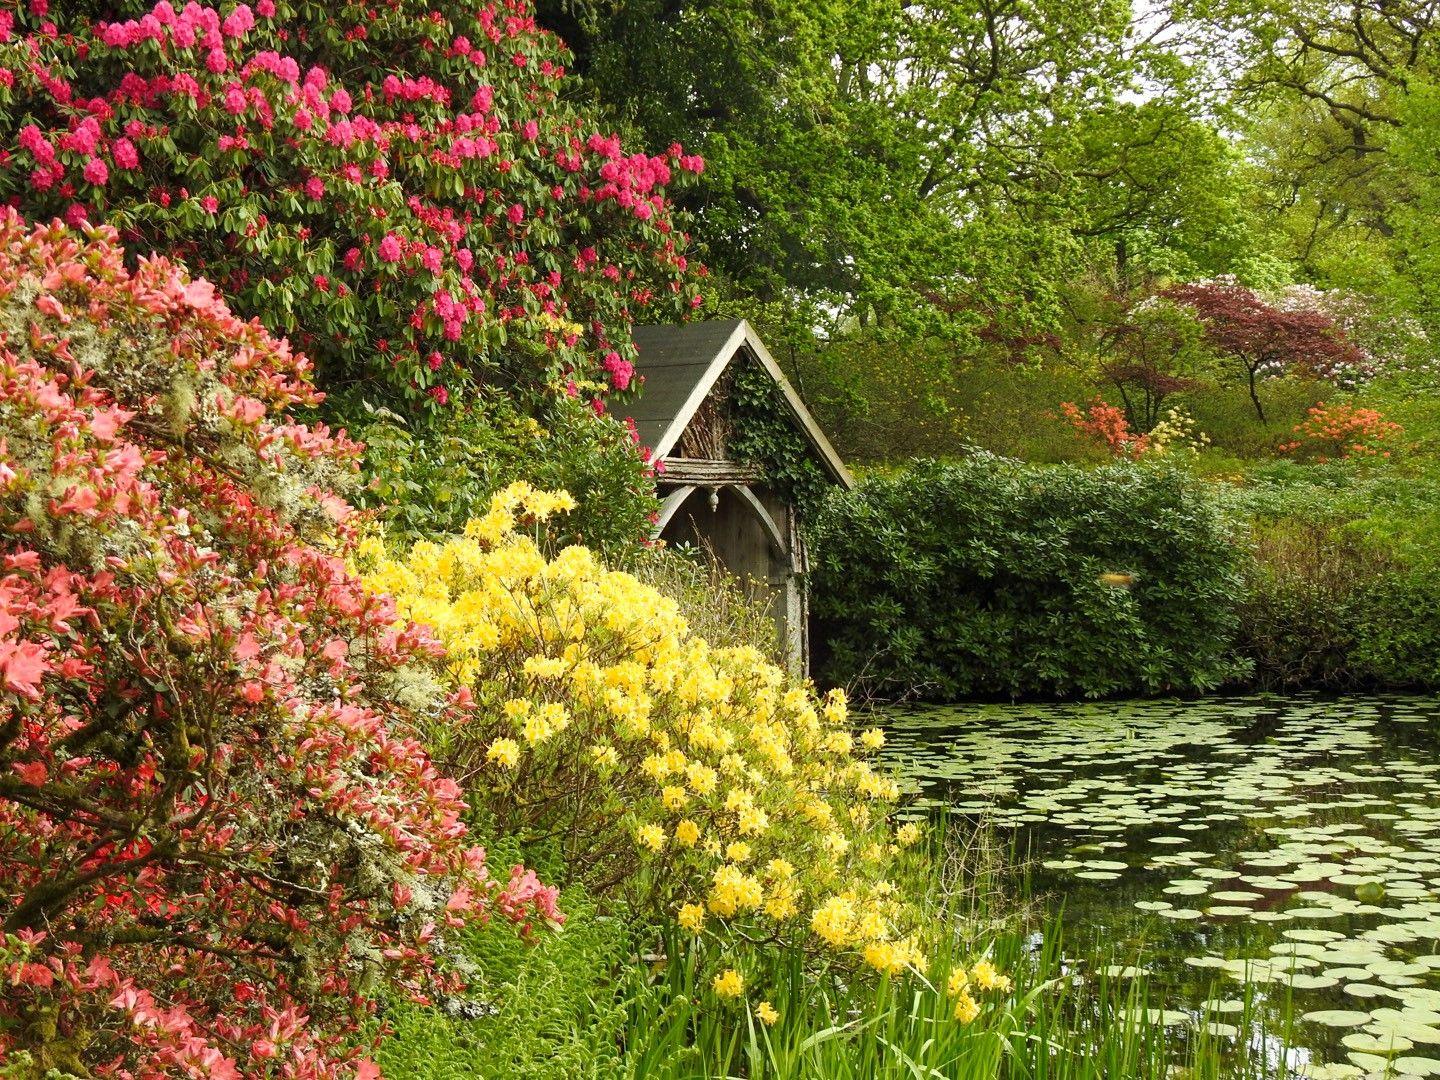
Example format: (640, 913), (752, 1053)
(611, 914), (1310, 1080)
(378, 820), (1317, 1080)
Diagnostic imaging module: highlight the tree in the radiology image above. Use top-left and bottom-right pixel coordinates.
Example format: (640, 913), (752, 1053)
(1164, 281), (1369, 422)
(539, 0), (1255, 350)
(1388, 78), (1440, 344)
(1067, 290), (1211, 431)
(1187, 0), (1436, 296)
(0, 213), (557, 1076)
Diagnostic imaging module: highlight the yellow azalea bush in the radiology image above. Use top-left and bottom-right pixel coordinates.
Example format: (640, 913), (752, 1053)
(360, 482), (948, 982)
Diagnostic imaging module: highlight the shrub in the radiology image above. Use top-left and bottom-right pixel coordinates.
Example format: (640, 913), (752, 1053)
(1277, 401), (1404, 461)
(1219, 463), (1440, 690)
(1176, 378), (1325, 459)
(0, 0), (702, 412)
(361, 485), (947, 987)
(1058, 397), (1150, 458)
(1144, 406), (1211, 459)
(808, 455), (1249, 700)
(1233, 517), (1386, 689)
(625, 547), (781, 661)
(1350, 563), (1440, 687)
(0, 213), (556, 1076)
(352, 392), (659, 554)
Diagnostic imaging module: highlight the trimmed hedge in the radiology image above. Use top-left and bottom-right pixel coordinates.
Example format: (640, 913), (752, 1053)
(809, 455), (1250, 700)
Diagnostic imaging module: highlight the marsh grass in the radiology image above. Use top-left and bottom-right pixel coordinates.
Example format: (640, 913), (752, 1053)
(611, 912), (1317, 1079)
(379, 822), (1318, 1080)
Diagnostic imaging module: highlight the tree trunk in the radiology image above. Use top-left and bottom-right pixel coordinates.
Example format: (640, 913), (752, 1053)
(1248, 366), (1267, 424)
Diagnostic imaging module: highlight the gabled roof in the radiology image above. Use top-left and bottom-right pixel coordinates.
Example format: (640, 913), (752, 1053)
(626, 319), (853, 488)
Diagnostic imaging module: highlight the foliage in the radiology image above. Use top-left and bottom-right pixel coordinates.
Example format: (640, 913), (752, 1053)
(1058, 398), (1150, 459)
(793, 335), (1101, 466)
(626, 546), (781, 661)
(618, 927), (1016, 1078)
(0, 0), (703, 414)
(809, 455), (1249, 700)
(1277, 401), (1403, 462)
(376, 884), (633, 1079)
(1163, 281), (1371, 422)
(1233, 517), (1391, 689)
(1184, 0), (1422, 303)
(1271, 284), (1432, 387)
(726, 359), (834, 515)
(0, 214), (557, 1076)
(1060, 288), (1214, 432)
(1348, 563), (1440, 687)
(351, 392), (658, 553)
(362, 483), (945, 985)
(541, 0), (1261, 345)
(1222, 462), (1440, 690)
(1174, 380), (1325, 460)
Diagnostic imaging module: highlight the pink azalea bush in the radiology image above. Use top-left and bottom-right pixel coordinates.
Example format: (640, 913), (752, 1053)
(0, 212), (557, 1077)
(0, 0), (704, 412)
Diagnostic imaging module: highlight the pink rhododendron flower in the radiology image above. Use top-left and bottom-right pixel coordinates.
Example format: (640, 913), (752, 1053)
(378, 233), (403, 262)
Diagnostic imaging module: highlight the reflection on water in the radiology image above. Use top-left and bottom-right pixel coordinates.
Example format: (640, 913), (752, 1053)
(882, 695), (1440, 1078)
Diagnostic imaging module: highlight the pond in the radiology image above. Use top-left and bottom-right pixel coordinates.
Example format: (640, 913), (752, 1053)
(881, 694), (1440, 1079)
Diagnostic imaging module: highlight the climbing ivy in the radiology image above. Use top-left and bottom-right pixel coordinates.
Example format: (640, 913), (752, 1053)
(729, 361), (835, 515)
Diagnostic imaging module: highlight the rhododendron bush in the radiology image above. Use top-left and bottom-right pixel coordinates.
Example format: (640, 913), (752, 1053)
(361, 485), (944, 985)
(0, 0), (703, 412)
(0, 213), (557, 1077)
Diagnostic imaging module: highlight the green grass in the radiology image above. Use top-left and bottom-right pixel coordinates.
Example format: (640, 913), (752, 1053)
(374, 888), (635, 1078)
(377, 829), (1317, 1080)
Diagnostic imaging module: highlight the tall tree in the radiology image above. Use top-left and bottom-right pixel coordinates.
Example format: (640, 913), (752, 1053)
(541, 0), (1256, 350)
(1188, 0), (1439, 295)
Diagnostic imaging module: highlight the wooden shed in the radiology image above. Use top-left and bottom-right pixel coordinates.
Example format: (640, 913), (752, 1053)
(626, 319), (853, 674)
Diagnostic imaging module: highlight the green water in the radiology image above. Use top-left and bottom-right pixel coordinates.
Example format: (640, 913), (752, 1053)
(882, 694), (1440, 1079)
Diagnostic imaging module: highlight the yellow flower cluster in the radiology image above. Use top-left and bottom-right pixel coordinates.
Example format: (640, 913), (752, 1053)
(712, 968), (745, 998)
(1145, 406), (1211, 459)
(947, 959), (1013, 1023)
(362, 483), (935, 978)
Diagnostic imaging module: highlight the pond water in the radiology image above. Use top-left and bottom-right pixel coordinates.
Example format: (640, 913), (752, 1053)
(882, 694), (1440, 1079)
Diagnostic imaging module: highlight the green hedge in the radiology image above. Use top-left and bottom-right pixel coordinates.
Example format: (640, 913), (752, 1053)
(809, 455), (1250, 700)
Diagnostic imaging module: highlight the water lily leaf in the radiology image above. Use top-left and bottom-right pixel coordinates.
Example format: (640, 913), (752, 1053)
(1342, 1031), (1414, 1053)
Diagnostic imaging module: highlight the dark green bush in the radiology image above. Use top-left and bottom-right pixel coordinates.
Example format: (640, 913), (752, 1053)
(1234, 517), (1386, 689)
(1225, 461), (1440, 690)
(809, 455), (1250, 700)
(1351, 564), (1440, 687)
(349, 392), (658, 554)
